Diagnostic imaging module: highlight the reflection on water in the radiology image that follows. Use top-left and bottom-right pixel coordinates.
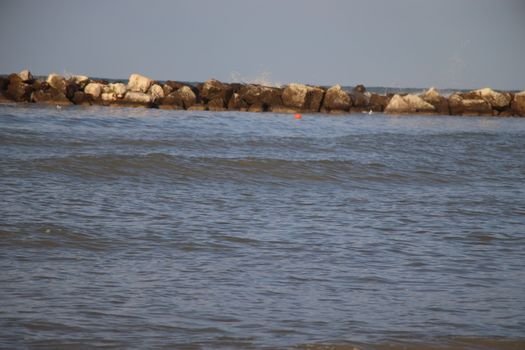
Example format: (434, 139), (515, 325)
(1, 105), (524, 349)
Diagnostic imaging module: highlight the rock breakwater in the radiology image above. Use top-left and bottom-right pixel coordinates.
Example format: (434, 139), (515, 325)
(1, 70), (523, 117)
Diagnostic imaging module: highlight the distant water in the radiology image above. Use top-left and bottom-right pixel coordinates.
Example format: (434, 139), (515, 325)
(1, 105), (525, 350)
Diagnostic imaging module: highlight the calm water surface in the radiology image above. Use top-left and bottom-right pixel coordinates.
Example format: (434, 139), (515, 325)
(1, 105), (524, 349)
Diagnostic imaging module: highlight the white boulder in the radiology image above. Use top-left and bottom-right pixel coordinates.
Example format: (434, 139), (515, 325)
(84, 83), (104, 99)
(127, 73), (153, 93)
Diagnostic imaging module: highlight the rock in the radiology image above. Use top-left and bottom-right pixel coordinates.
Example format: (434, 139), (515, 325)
(474, 88), (511, 110)
(18, 69), (34, 83)
(200, 79), (233, 105)
(208, 98), (227, 111)
(149, 84), (164, 103)
(31, 89), (72, 105)
(248, 103), (265, 113)
(160, 86), (196, 109)
(72, 91), (89, 105)
(422, 87), (449, 115)
(31, 80), (50, 92)
(350, 91), (370, 109)
(282, 83), (324, 112)
(270, 105), (300, 114)
(0, 91), (13, 104)
(71, 75), (89, 87)
(46, 74), (67, 93)
(0, 77), (8, 91)
(101, 92), (117, 103)
(321, 84), (351, 112)
(282, 83), (307, 109)
(187, 104), (207, 111)
(107, 83), (127, 98)
(227, 93), (249, 111)
(368, 93), (390, 112)
(84, 83), (104, 99)
(354, 84), (366, 93)
(384, 94), (411, 114)
(164, 80), (186, 92)
(6, 74), (33, 102)
(177, 86), (196, 108)
(121, 91), (153, 107)
(127, 73), (153, 93)
(384, 94), (435, 114)
(162, 84), (174, 96)
(449, 93), (492, 115)
(238, 85), (283, 108)
(511, 91), (525, 116)
(403, 94), (435, 113)
(65, 81), (79, 100)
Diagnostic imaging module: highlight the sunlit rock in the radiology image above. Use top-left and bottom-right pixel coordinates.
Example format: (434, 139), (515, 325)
(149, 84), (165, 103)
(474, 88), (511, 109)
(84, 83), (104, 99)
(321, 85), (351, 113)
(449, 93), (492, 115)
(18, 69), (34, 83)
(127, 73), (153, 93)
(282, 83), (324, 112)
(46, 74), (67, 93)
(511, 91), (525, 117)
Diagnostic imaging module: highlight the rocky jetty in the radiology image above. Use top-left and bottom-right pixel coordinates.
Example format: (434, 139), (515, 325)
(0, 70), (523, 117)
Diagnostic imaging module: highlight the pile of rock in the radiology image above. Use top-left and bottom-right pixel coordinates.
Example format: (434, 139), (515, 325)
(0, 69), (523, 117)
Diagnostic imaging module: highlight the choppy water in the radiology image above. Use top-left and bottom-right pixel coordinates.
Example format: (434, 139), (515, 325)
(1, 105), (525, 350)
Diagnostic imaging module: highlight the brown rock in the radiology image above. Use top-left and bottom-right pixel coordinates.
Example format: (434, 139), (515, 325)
(321, 84), (351, 113)
(208, 98), (227, 111)
(421, 88), (449, 115)
(353, 84), (366, 93)
(248, 103), (265, 113)
(474, 88), (512, 110)
(227, 93), (249, 111)
(6, 74), (33, 102)
(164, 80), (186, 92)
(46, 74), (67, 93)
(449, 93), (492, 115)
(282, 83), (324, 112)
(31, 89), (72, 105)
(200, 79), (233, 105)
(18, 69), (34, 83)
(238, 84), (283, 109)
(161, 86), (196, 109)
(511, 91), (525, 117)
(65, 81), (80, 100)
(187, 104), (207, 111)
(270, 105), (299, 114)
(72, 91), (90, 105)
(0, 91), (13, 104)
(368, 93), (390, 112)
(0, 77), (8, 91)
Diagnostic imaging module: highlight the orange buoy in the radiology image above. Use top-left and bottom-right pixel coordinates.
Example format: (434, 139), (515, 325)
(295, 113), (302, 119)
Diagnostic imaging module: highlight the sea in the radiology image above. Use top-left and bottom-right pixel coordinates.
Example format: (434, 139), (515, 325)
(1, 104), (524, 350)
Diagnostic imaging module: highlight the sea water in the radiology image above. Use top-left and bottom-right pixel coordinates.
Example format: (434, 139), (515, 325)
(1, 105), (524, 349)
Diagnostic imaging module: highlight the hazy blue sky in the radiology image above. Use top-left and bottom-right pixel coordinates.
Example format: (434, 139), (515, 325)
(1, 0), (524, 89)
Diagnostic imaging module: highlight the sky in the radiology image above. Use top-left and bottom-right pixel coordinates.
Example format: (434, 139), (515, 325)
(0, 0), (524, 90)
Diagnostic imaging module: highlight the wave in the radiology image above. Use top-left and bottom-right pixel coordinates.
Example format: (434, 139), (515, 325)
(297, 337), (525, 350)
(4, 153), (434, 184)
(0, 224), (114, 251)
